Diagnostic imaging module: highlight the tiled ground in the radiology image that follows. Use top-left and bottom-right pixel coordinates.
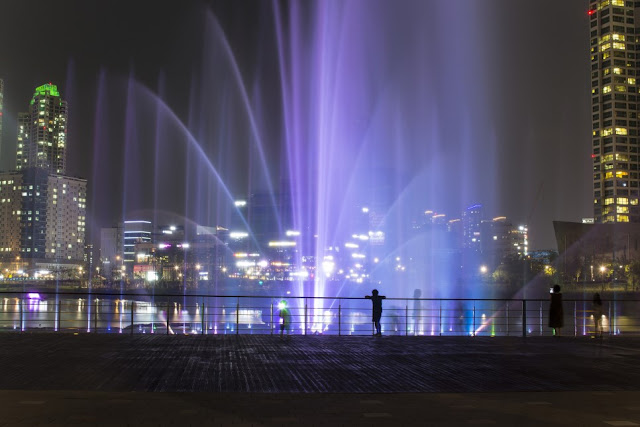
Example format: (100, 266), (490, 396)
(2, 334), (640, 425)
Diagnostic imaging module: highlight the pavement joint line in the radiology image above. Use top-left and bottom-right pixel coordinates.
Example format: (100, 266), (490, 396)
(526, 401), (552, 405)
(362, 413), (391, 418)
(604, 422), (640, 426)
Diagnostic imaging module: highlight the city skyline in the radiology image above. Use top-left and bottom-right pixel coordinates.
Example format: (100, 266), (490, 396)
(0, 1), (592, 250)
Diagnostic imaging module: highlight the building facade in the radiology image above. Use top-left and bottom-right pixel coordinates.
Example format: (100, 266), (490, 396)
(0, 79), (4, 161)
(590, 1), (640, 223)
(16, 83), (68, 174)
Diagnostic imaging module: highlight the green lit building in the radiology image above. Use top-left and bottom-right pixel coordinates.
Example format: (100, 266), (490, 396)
(16, 83), (68, 174)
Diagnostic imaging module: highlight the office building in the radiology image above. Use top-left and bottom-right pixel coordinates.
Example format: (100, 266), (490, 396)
(589, 1), (640, 222)
(16, 83), (68, 174)
(0, 79), (4, 161)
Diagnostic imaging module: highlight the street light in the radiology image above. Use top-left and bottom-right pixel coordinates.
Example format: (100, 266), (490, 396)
(479, 265), (488, 274)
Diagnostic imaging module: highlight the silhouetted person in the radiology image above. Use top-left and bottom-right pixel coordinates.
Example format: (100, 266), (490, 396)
(549, 285), (564, 336)
(278, 300), (291, 339)
(593, 292), (604, 338)
(365, 289), (386, 336)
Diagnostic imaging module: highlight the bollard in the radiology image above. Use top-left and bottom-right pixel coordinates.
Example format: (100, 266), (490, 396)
(522, 300), (527, 338)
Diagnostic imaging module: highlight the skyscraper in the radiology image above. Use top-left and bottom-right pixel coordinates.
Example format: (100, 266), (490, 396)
(16, 83), (67, 174)
(0, 79), (4, 162)
(590, 1), (640, 223)
(0, 83), (86, 269)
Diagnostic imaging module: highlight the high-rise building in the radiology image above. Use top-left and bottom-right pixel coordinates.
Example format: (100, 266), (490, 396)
(16, 83), (68, 174)
(0, 83), (86, 271)
(590, 1), (640, 223)
(0, 79), (4, 161)
(462, 204), (483, 251)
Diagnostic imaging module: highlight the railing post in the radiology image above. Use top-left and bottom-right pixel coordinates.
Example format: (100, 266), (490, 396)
(522, 300), (527, 338)
(405, 304), (408, 336)
(304, 298), (308, 335)
(574, 300), (577, 337)
(472, 302), (476, 336)
(338, 304), (341, 336)
(270, 302), (274, 335)
(166, 302), (170, 335)
(94, 299), (98, 332)
(439, 300), (442, 336)
(506, 303), (509, 336)
(19, 297), (23, 332)
(131, 302), (134, 335)
(57, 299), (61, 332)
(236, 298), (239, 335)
(201, 298), (205, 335)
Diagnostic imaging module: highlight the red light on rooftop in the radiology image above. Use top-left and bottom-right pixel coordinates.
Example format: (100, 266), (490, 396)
(588, 9), (596, 15)
(591, 154), (597, 158)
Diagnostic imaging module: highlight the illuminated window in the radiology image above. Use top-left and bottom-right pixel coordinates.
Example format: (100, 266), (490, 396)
(603, 85), (612, 94)
(617, 197), (629, 205)
(615, 127), (628, 135)
(598, 1), (611, 10)
(612, 0), (624, 5)
(601, 43), (611, 52)
(617, 206), (629, 213)
(613, 42), (626, 50)
(617, 214), (629, 222)
(631, 199), (639, 205)
(601, 128), (614, 137)
(603, 52), (611, 60)
(615, 85), (626, 92)
(605, 171), (614, 179)
(612, 33), (625, 41)
(615, 153), (629, 161)
(603, 154), (614, 162)
(616, 171), (629, 178)
(604, 197), (615, 205)
(605, 215), (616, 222)
(628, 78), (636, 85)
(614, 67), (622, 75)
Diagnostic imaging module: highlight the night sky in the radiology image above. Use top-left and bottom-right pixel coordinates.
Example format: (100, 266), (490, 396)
(0, 0), (591, 250)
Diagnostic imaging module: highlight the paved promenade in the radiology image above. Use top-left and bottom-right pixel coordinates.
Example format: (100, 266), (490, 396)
(2, 334), (640, 425)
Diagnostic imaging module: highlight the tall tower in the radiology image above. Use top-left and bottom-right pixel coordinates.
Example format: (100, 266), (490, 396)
(590, 1), (640, 223)
(16, 83), (68, 174)
(0, 79), (4, 161)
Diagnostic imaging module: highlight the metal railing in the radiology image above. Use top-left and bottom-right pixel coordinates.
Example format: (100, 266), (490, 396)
(0, 291), (632, 337)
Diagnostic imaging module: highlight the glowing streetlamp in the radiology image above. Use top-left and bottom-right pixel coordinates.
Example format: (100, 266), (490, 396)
(480, 265), (488, 274)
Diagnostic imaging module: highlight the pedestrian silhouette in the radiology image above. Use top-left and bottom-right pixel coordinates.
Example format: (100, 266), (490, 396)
(549, 285), (564, 336)
(365, 289), (386, 336)
(592, 292), (604, 338)
(278, 300), (291, 339)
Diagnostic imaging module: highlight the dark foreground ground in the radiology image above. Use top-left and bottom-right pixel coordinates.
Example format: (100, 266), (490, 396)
(2, 334), (640, 426)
